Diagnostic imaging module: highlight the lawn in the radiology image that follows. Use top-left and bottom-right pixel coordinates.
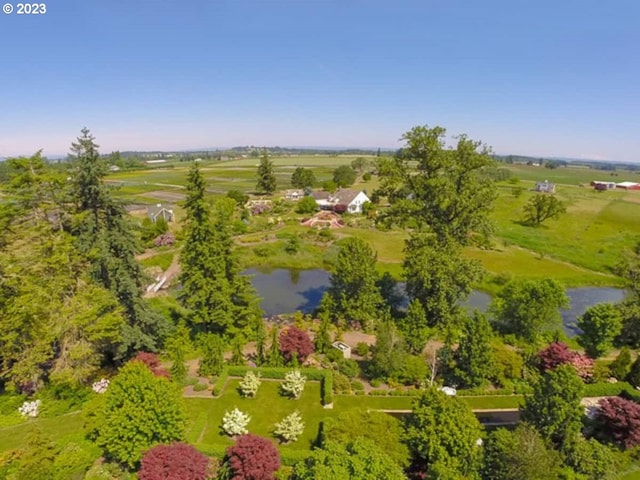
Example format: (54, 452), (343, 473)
(185, 379), (330, 453)
(0, 411), (84, 452)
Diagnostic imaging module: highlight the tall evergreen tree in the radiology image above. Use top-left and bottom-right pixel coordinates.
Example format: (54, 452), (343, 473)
(179, 163), (261, 336)
(68, 128), (166, 359)
(256, 148), (276, 194)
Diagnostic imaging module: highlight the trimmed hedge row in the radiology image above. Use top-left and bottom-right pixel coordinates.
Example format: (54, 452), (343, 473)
(583, 381), (640, 399)
(212, 370), (229, 397)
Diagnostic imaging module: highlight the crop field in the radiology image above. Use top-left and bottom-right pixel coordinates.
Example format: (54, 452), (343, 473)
(114, 158), (640, 286)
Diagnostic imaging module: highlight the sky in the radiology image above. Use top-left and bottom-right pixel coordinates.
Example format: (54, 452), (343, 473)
(1, 1), (639, 161)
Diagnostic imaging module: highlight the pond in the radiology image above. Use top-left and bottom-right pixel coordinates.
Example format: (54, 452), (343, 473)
(244, 268), (626, 337)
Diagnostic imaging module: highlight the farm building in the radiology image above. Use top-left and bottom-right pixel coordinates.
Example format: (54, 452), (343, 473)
(147, 204), (174, 223)
(535, 180), (556, 193)
(616, 182), (640, 190)
(591, 181), (617, 190)
(284, 189), (305, 201)
(311, 188), (370, 214)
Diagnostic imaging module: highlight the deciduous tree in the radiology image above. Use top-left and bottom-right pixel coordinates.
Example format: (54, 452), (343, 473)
(521, 364), (583, 447)
(279, 327), (314, 364)
(404, 235), (482, 333)
(291, 167), (316, 189)
(404, 388), (484, 478)
(322, 237), (385, 329)
(523, 193), (566, 226)
(332, 165), (356, 187)
(454, 312), (496, 388)
(400, 299), (431, 355)
(482, 424), (563, 480)
(94, 361), (186, 469)
(138, 443), (209, 480)
(577, 302), (623, 358)
(491, 278), (569, 343)
(274, 410), (305, 443)
(292, 438), (405, 480)
(593, 396), (640, 449)
(376, 125), (497, 245)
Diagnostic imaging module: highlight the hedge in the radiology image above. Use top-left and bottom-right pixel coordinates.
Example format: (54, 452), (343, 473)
(212, 370), (229, 397)
(583, 381), (640, 398)
(321, 371), (333, 406)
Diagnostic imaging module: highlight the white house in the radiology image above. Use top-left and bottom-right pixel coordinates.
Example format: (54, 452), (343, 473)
(311, 188), (370, 214)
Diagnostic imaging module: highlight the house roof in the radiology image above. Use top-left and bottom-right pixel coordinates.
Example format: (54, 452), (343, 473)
(330, 188), (361, 205)
(311, 190), (330, 200)
(285, 189), (305, 196)
(147, 204), (174, 217)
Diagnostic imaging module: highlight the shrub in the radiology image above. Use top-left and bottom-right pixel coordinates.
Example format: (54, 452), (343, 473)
(362, 172), (372, 181)
(239, 371), (262, 398)
(609, 348), (633, 380)
(332, 372), (351, 394)
(279, 327), (314, 364)
(153, 233), (175, 247)
(537, 341), (593, 380)
(337, 358), (360, 379)
(132, 352), (169, 378)
(225, 434), (280, 480)
(355, 342), (370, 356)
(370, 379), (382, 388)
(221, 408), (251, 437)
(281, 370), (306, 399)
(192, 383), (208, 392)
(351, 381), (364, 391)
(594, 396), (640, 449)
(138, 442), (209, 480)
(274, 411), (305, 443)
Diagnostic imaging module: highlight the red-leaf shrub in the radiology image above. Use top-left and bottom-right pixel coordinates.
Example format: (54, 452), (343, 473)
(139, 442), (209, 480)
(594, 397), (640, 449)
(226, 434), (280, 480)
(153, 232), (175, 247)
(537, 342), (593, 380)
(279, 327), (314, 364)
(333, 204), (347, 214)
(538, 342), (574, 371)
(133, 352), (170, 378)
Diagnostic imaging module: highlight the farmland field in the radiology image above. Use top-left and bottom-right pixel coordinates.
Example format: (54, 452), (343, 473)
(114, 158), (640, 287)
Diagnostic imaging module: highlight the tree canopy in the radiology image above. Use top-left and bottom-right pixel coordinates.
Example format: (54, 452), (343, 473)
(321, 237), (385, 328)
(404, 387), (484, 477)
(376, 125), (497, 244)
(293, 438), (406, 480)
(521, 364), (583, 447)
(68, 128), (168, 358)
(577, 302), (623, 358)
(491, 278), (569, 343)
(291, 167), (316, 189)
(93, 361), (187, 469)
(332, 165), (357, 188)
(523, 194), (566, 226)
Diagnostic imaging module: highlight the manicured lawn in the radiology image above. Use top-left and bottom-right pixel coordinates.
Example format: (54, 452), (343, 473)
(185, 380), (332, 452)
(0, 411), (84, 452)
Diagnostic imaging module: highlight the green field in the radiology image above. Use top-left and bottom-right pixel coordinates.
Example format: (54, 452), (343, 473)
(116, 159), (640, 287)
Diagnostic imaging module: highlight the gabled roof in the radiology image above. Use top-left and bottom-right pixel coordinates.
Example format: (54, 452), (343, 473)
(311, 190), (330, 200)
(330, 188), (362, 205)
(147, 204), (174, 217)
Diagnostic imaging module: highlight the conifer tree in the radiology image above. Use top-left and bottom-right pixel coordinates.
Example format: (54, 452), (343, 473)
(179, 163), (261, 336)
(67, 128), (166, 359)
(256, 148), (276, 194)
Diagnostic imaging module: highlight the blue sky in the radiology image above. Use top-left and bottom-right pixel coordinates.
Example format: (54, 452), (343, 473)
(1, 1), (639, 160)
